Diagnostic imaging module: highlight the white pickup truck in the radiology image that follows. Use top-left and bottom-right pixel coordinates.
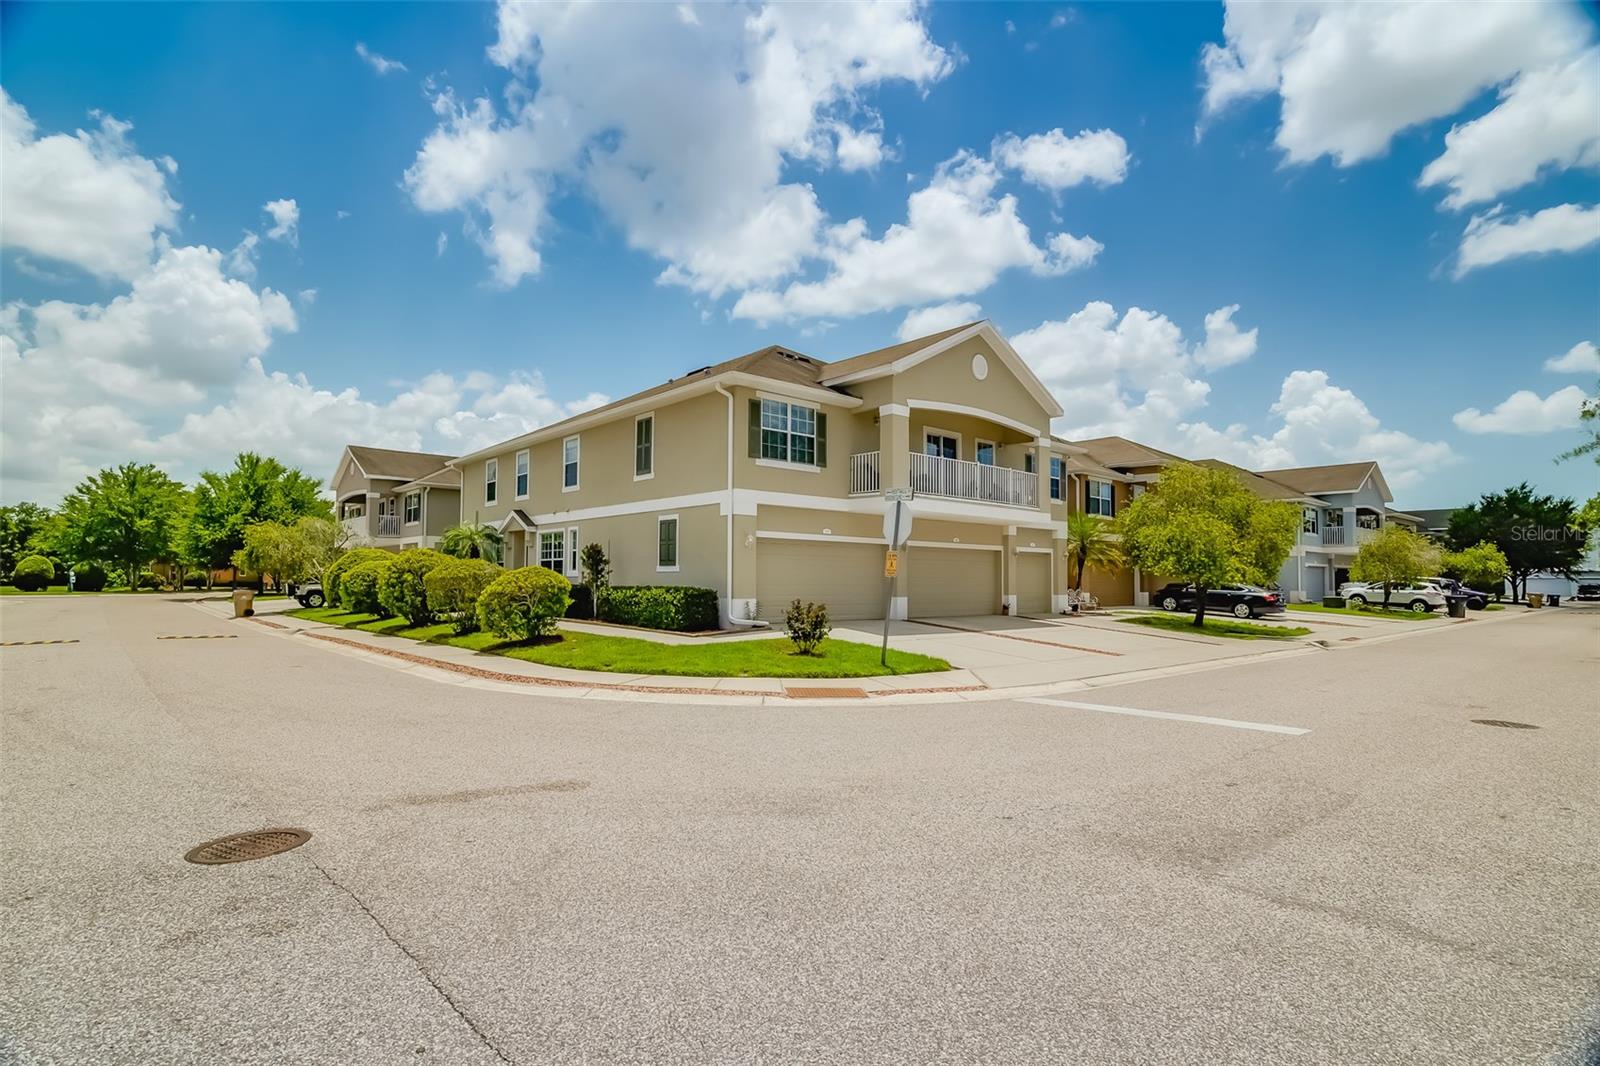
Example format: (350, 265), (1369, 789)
(1336, 581), (1449, 612)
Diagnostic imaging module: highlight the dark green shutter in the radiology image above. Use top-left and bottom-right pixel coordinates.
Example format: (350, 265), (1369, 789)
(815, 413), (827, 467)
(748, 399), (761, 458)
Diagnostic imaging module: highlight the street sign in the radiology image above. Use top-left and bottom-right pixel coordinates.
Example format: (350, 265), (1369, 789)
(884, 550), (899, 577)
(884, 487), (914, 502)
(882, 498), (914, 547)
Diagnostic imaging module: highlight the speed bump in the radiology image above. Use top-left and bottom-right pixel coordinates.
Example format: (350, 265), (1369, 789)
(0, 639), (79, 647)
(156, 634), (238, 640)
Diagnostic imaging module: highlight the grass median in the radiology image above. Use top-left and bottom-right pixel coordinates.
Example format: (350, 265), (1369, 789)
(288, 607), (951, 679)
(1286, 603), (1438, 621)
(1120, 614), (1311, 640)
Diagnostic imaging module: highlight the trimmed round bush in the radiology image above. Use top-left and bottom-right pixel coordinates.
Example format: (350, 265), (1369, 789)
(324, 547), (392, 607)
(476, 566), (572, 641)
(12, 554), (55, 592)
(378, 548), (451, 625)
(339, 558), (394, 616)
(424, 557), (502, 634)
(184, 570), (207, 588)
(74, 563), (108, 592)
(137, 571), (161, 590)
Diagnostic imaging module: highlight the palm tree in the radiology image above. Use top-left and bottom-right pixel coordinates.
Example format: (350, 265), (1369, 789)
(1064, 510), (1123, 598)
(439, 521), (503, 561)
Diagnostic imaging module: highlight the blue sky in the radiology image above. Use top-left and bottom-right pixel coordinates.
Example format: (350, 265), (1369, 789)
(2, 1), (1597, 507)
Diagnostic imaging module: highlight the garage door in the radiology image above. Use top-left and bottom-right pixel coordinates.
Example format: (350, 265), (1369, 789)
(909, 547), (1000, 618)
(1014, 552), (1051, 616)
(757, 539), (884, 621)
(1083, 565), (1135, 606)
(1304, 566), (1326, 602)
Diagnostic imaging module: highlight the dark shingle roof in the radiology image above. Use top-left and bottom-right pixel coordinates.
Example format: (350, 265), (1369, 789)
(1257, 462), (1378, 494)
(348, 446), (457, 481)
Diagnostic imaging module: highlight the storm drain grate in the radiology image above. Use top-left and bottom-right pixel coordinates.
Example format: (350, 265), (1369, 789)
(185, 828), (311, 865)
(157, 634), (238, 640)
(786, 686), (868, 699)
(1471, 719), (1540, 730)
(1, 639), (79, 647)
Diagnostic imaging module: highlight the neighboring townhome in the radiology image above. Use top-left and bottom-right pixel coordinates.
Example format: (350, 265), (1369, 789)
(329, 446), (462, 551)
(448, 321), (1085, 626)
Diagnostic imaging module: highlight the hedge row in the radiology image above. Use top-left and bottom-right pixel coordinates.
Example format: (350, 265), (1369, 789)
(598, 585), (719, 632)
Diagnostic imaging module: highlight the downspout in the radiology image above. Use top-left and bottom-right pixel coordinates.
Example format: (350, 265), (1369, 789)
(715, 383), (769, 629)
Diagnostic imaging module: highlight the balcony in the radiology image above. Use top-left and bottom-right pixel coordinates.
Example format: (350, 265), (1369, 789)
(849, 451), (1038, 509)
(341, 513), (400, 541)
(1321, 525), (1378, 547)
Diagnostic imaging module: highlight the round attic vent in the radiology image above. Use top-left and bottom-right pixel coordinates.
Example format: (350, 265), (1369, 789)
(972, 353), (989, 380)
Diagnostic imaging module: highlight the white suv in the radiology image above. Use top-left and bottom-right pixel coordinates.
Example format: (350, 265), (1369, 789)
(1338, 581), (1448, 612)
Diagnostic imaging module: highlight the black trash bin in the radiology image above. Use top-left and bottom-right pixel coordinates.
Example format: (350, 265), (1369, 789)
(1548, 594), (1560, 607)
(1446, 595), (1468, 619)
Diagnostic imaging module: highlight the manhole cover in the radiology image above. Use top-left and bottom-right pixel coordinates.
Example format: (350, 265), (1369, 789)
(185, 828), (311, 865)
(1470, 719), (1540, 730)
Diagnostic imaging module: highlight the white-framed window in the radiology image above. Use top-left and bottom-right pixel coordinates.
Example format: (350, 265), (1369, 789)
(515, 449), (529, 499)
(567, 527), (580, 577)
(923, 431), (958, 460)
(1303, 508), (1318, 534)
(975, 439), (996, 466)
(562, 435), (580, 491)
(485, 458), (498, 505)
(1086, 479), (1114, 516)
(759, 398), (819, 465)
(539, 529), (566, 572)
(1049, 457), (1063, 501)
(657, 514), (679, 572)
(403, 492), (421, 525)
(1024, 450), (1036, 474)
(635, 414), (654, 479)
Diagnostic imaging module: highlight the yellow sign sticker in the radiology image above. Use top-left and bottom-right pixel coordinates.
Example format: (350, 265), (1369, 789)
(884, 550), (899, 577)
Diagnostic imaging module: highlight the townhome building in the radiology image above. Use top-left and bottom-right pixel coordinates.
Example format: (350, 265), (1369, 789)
(329, 446), (462, 551)
(447, 321), (1092, 626)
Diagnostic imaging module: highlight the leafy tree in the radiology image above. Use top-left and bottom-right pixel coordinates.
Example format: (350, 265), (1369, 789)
(439, 521), (503, 561)
(184, 453), (332, 577)
(232, 521), (317, 591)
(1441, 541), (1509, 595)
(52, 463), (186, 590)
(0, 503), (53, 582)
(1557, 378), (1598, 466)
(1119, 463), (1300, 626)
(1447, 483), (1589, 602)
(1350, 525), (1442, 608)
(1063, 511), (1123, 596)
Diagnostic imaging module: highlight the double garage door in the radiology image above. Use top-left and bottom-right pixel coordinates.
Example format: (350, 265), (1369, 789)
(756, 540), (1003, 621)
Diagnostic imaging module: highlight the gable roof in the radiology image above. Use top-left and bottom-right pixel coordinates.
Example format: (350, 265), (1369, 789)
(1070, 435), (1188, 470)
(1257, 461), (1390, 500)
(334, 445), (458, 489)
(815, 321), (979, 380)
(394, 466), (462, 492)
(1193, 459), (1315, 502)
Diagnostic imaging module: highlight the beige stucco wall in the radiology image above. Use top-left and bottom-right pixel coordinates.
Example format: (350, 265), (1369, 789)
(889, 340), (1052, 433)
(729, 384), (859, 496)
(423, 488), (460, 537)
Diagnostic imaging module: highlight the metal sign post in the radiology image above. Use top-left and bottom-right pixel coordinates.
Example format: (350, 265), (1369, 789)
(881, 490), (914, 666)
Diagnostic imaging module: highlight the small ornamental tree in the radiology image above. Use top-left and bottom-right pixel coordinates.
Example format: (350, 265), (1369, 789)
(339, 558), (394, 615)
(424, 558), (502, 634)
(1350, 525), (1442, 609)
(476, 566), (572, 641)
(1119, 462), (1300, 626)
(12, 554), (55, 592)
(377, 548), (451, 625)
(580, 542), (609, 619)
(784, 599), (830, 654)
(1442, 541), (1509, 596)
(324, 547), (391, 606)
(439, 521), (503, 561)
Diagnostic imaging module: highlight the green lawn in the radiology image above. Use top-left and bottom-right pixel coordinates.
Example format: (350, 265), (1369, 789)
(1483, 604), (1506, 611)
(0, 586), (208, 596)
(0, 585), (74, 596)
(1286, 602), (1436, 621)
(1120, 614), (1311, 640)
(287, 608), (951, 678)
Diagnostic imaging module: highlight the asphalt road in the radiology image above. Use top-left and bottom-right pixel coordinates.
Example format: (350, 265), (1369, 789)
(2, 595), (1597, 1065)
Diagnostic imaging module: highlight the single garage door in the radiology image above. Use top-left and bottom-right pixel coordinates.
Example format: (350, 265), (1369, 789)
(909, 547), (1000, 618)
(1014, 551), (1052, 616)
(757, 539), (883, 621)
(1304, 565), (1327, 602)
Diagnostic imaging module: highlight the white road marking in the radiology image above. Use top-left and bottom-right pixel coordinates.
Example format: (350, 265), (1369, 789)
(1020, 697), (1310, 735)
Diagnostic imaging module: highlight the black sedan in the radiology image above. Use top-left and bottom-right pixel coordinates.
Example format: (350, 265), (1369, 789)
(1152, 583), (1286, 619)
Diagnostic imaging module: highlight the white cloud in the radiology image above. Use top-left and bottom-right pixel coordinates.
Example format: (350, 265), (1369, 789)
(0, 87), (180, 281)
(1452, 385), (1588, 434)
(225, 231), (259, 279)
(1418, 49), (1600, 209)
(1545, 340), (1599, 374)
(405, 1), (952, 293)
(1200, 1), (1586, 167)
(730, 152), (1080, 323)
(991, 128), (1130, 192)
(1455, 202), (1600, 277)
(355, 42), (408, 76)
(1040, 232), (1103, 275)
(263, 198), (299, 245)
(435, 231), (448, 257)
(1010, 300), (1450, 490)
(296, 288), (318, 307)
(833, 123), (888, 172)
(896, 301), (981, 341)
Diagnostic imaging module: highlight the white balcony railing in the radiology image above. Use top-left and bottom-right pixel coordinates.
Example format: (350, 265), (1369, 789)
(850, 451), (881, 496)
(1323, 525), (1379, 547)
(342, 513), (401, 540)
(376, 515), (401, 537)
(910, 452), (1038, 508)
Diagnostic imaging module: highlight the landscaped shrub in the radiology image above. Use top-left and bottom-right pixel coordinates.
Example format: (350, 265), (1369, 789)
(339, 558), (394, 615)
(423, 557), (502, 634)
(74, 563), (108, 592)
(599, 585), (719, 631)
(137, 571), (161, 590)
(566, 583), (593, 619)
(784, 599), (831, 654)
(324, 548), (391, 606)
(378, 548), (451, 625)
(184, 570), (207, 588)
(476, 566), (572, 641)
(11, 554), (54, 592)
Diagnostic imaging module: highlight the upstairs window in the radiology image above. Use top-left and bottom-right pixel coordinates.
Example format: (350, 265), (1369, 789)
(515, 449), (529, 498)
(1303, 508), (1318, 534)
(757, 398), (822, 466)
(1024, 450), (1036, 474)
(975, 440), (996, 466)
(563, 436), (580, 491)
(485, 459), (498, 505)
(1086, 479), (1114, 516)
(635, 415), (654, 478)
(403, 492), (421, 524)
(1049, 457), (1063, 501)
